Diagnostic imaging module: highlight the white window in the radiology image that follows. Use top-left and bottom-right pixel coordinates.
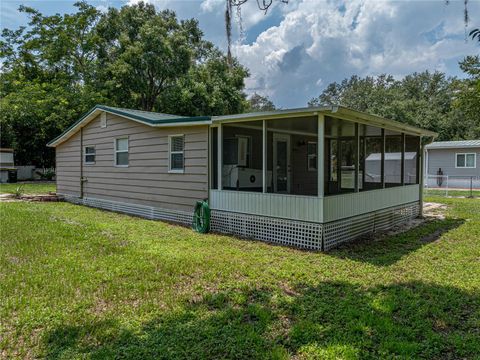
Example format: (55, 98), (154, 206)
(84, 146), (96, 164)
(307, 142), (317, 171)
(456, 153), (476, 168)
(169, 135), (184, 172)
(115, 138), (129, 166)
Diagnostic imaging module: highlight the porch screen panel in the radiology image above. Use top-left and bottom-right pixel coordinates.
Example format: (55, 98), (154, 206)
(211, 127), (218, 189)
(404, 135), (420, 184)
(325, 117), (356, 196)
(361, 125), (383, 191)
(222, 121), (263, 192)
(266, 116), (318, 196)
(384, 130), (403, 187)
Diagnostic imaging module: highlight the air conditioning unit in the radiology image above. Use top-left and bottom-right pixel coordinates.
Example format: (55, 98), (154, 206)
(222, 166), (273, 190)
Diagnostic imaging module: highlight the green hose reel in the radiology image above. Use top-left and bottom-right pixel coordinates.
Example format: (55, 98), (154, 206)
(192, 199), (210, 233)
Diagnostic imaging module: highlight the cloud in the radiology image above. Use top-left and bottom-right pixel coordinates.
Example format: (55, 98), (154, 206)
(233, 0), (480, 107)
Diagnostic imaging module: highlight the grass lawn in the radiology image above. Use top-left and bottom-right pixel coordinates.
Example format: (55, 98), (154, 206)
(0, 182), (56, 195)
(1, 194), (479, 359)
(424, 188), (480, 198)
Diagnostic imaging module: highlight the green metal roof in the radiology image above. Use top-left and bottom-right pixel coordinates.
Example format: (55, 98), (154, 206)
(97, 105), (210, 124)
(47, 105), (210, 147)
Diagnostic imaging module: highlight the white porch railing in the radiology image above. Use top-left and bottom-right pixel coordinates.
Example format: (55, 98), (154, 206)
(209, 185), (420, 223)
(209, 190), (323, 222)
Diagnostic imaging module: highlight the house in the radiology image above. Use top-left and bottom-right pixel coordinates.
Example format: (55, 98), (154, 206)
(425, 140), (480, 189)
(48, 105), (436, 250)
(0, 148), (16, 183)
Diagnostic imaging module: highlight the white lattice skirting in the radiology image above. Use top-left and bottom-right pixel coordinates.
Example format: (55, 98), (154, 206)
(61, 195), (419, 251)
(211, 202), (420, 251)
(322, 202), (420, 251)
(61, 195), (193, 225)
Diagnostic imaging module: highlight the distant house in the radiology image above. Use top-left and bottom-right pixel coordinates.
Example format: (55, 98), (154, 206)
(425, 140), (480, 188)
(0, 148), (15, 183)
(48, 105), (436, 251)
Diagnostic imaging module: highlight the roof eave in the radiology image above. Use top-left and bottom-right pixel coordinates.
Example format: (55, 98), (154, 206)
(47, 105), (211, 147)
(213, 105), (438, 138)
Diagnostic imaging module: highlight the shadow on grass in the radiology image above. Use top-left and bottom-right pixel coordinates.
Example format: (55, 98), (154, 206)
(328, 218), (465, 267)
(43, 281), (479, 359)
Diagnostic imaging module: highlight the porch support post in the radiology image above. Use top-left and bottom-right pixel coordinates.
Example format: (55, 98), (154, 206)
(262, 120), (267, 193)
(217, 123), (222, 190)
(401, 133), (406, 186)
(317, 113), (325, 197)
(381, 128), (386, 188)
(354, 123), (359, 192)
(419, 138), (425, 218)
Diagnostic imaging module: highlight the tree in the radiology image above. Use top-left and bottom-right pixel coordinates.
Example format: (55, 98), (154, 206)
(0, 1), (249, 167)
(308, 72), (463, 140)
(247, 93), (276, 112)
(453, 56), (480, 138)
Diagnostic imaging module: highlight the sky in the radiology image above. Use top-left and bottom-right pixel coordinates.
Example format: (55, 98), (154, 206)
(1, 0), (479, 108)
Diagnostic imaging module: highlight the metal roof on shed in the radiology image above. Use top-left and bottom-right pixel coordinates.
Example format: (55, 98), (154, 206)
(425, 140), (480, 149)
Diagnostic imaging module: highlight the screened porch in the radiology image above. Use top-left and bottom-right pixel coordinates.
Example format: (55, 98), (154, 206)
(209, 109), (423, 224)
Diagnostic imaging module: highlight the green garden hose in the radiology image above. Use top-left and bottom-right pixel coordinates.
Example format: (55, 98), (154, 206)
(192, 199), (210, 233)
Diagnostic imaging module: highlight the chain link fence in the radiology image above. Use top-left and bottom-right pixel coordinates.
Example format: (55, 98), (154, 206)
(424, 175), (480, 197)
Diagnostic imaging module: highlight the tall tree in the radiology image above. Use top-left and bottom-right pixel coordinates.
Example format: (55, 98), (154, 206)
(308, 72), (463, 140)
(0, 1), (249, 167)
(453, 55), (480, 138)
(247, 93), (276, 112)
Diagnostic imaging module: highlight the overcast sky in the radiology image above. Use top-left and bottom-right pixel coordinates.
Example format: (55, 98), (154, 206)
(1, 0), (479, 108)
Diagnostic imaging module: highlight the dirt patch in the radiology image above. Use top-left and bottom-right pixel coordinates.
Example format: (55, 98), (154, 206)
(423, 202), (448, 220)
(0, 193), (61, 202)
(368, 202), (448, 241)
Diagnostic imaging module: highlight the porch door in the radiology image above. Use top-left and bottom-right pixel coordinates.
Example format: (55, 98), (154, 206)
(273, 133), (291, 193)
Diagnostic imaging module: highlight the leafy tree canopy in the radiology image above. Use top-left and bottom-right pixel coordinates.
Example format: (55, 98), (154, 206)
(309, 69), (480, 140)
(246, 93), (276, 112)
(0, 1), (248, 166)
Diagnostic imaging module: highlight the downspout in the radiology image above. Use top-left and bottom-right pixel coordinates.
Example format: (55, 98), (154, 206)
(80, 127), (84, 199)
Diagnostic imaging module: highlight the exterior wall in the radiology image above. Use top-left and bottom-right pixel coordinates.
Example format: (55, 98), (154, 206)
(56, 113), (209, 213)
(0, 151), (14, 167)
(56, 131), (81, 196)
(427, 147), (480, 177)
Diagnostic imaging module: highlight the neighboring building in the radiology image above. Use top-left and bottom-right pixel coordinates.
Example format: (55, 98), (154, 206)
(0, 148), (16, 183)
(425, 140), (480, 189)
(48, 105), (436, 251)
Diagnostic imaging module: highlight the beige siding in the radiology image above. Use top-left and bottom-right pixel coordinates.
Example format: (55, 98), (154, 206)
(56, 113), (209, 212)
(56, 131), (81, 196)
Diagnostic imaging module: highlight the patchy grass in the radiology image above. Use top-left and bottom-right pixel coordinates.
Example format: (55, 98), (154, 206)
(1, 197), (479, 359)
(0, 182), (56, 195)
(424, 188), (480, 198)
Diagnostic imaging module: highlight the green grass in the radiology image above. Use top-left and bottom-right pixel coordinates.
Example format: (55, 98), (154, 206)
(424, 188), (480, 198)
(0, 182), (56, 195)
(1, 195), (479, 359)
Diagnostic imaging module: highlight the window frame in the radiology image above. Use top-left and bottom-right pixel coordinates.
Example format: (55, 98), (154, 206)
(455, 152), (476, 169)
(307, 141), (317, 172)
(84, 146), (96, 165)
(168, 134), (185, 173)
(114, 137), (129, 167)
